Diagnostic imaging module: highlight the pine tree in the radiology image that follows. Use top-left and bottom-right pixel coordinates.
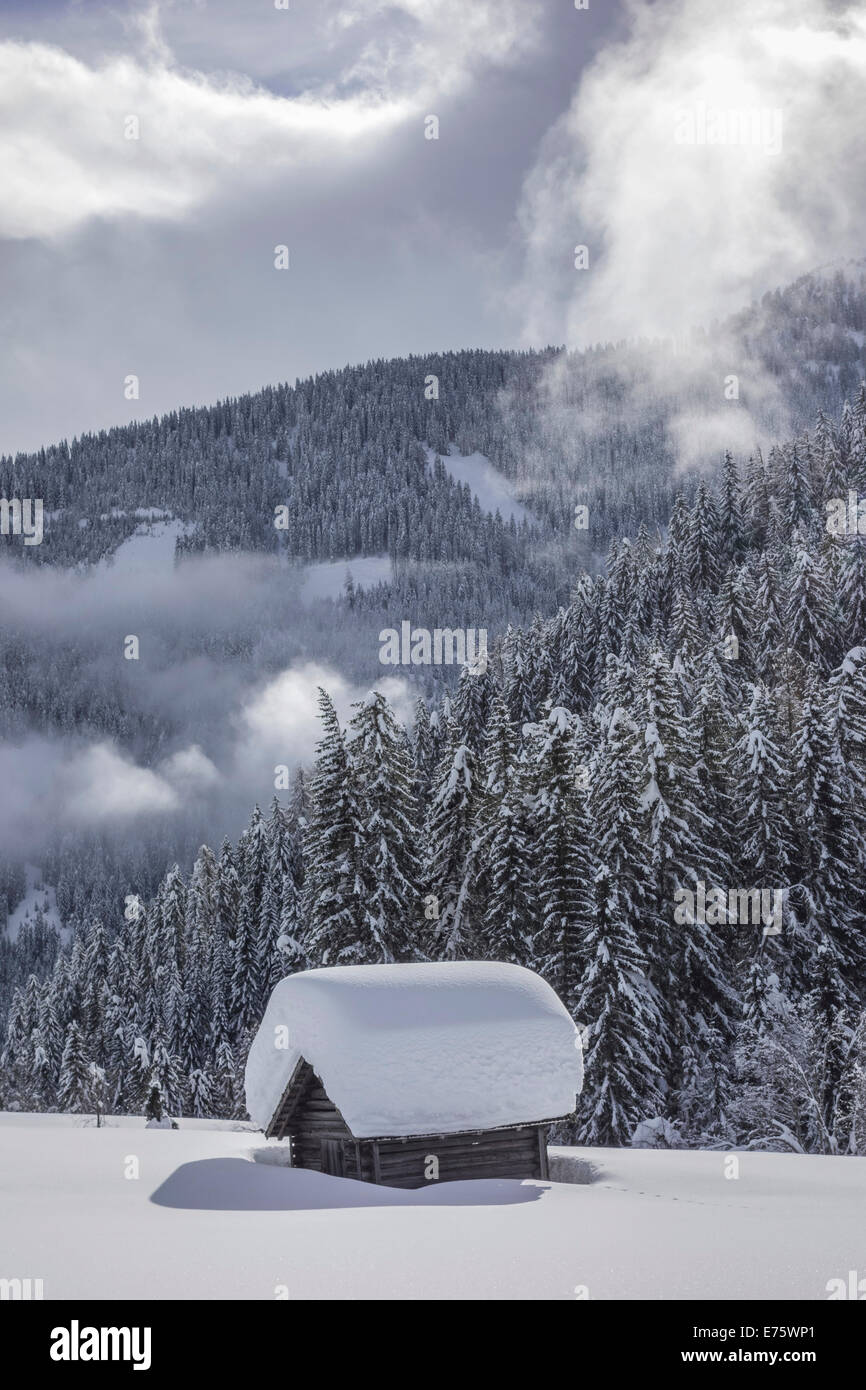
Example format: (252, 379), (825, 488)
(58, 1021), (92, 1113)
(789, 671), (865, 997)
(840, 542), (866, 655)
(411, 697), (437, 801)
(229, 885), (262, 1041)
(573, 707), (664, 1144)
(687, 482), (721, 592)
(188, 1067), (215, 1118)
(346, 691), (422, 962)
(719, 450), (745, 562)
(423, 725), (478, 959)
(214, 1039), (243, 1119)
(530, 707), (590, 1013)
(786, 550), (833, 672)
(451, 663), (493, 754)
(636, 649), (735, 1130)
(481, 712), (533, 966)
(303, 689), (367, 966)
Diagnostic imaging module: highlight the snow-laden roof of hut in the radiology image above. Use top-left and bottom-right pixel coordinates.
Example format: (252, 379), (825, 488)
(245, 962), (583, 1139)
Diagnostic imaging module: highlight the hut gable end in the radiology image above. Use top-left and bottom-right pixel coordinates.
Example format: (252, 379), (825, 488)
(267, 1059), (351, 1141)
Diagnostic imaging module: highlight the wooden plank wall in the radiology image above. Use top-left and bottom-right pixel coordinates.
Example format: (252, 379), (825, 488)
(277, 1064), (551, 1187)
(371, 1124), (545, 1189)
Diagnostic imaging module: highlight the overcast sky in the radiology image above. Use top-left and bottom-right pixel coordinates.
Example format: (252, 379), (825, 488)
(1, 0), (865, 454)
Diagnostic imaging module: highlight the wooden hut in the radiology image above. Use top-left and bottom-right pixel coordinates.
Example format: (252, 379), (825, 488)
(245, 961), (582, 1188)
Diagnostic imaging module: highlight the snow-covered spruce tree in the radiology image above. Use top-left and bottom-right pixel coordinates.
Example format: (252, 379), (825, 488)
(729, 682), (793, 885)
(731, 969), (813, 1152)
(451, 663), (493, 755)
(572, 707), (664, 1145)
(719, 450), (746, 564)
(144, 1077), (166, 1126)
(597, 540), (634, 663)
(567, 573), (601, 713)
(347, 691), (423, 962)
(598, 651), (638, 718)
(628, 558), (660, 653)
(126, 1036), (152, 1115)
(302, 689), (368, 965)
(157, 866), (187, 974)
(786, 549), (833, 673)
(422, 719), (479, 959)
(789, 669), (865, 984)
(188, 1066), (215, 1119)
(839, 540), (866, 653)
(689, 667), (737, 876)
(266, 795), (294, 886)
(29, 1030), (54, 1112)
(525, 615), (555, 716)
(827, 645), (866, 809)
(2, 982), (32, 1105)
(668, 589), (703, 669)
(286, 768), (309, 887)
(182, 924), (213, 1074)
(411, 696), (437, 802)
(785, 674), (865, 1133)
(779, 440), (816, 535)
(686, 481), (722, 593)
(479, 699), (534, 966)
(529, 706), (591, 1015)
(37, 985), (64, 1102)
(501, 625), (538, 728)
(276, 870), (305, 974)
(750, 549), (785, 684)
(229, 884), (263, 1042)
(149, 1025), (186, 1117)
(256, 876), (282, 1003)
(843, 1012), (866, 1156)
(213, 1038), (245, 1120)
(186, 844), (219, 945)
(58, 1020), (92, 1114)
(717, 563), (755, 676)
(81, 918), (111, 1045)
(240, 803), (270, 927)
(636, 647), (736, 1134)
(216, 838), (240, 938)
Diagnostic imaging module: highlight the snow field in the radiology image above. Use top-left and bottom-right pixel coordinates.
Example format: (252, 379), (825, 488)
(1, 1114), (864, 1301)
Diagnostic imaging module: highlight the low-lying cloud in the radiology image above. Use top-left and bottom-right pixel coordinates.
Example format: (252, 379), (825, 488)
(0, 548), (412, 860)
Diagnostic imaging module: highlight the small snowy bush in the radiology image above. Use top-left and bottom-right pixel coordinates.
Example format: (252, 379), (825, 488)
(631, 1116), (684, 1149)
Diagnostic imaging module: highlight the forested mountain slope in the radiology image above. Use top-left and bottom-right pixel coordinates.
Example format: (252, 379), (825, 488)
(4, 389), (866, 1151)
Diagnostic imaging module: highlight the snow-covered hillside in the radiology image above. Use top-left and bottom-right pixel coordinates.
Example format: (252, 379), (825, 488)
(425, 446), (532, 525)
(1, 1113), (863, 1300)
(299, 554), (392, 605)
(3, 867), (64, 944)
(98, 517), (192, 576)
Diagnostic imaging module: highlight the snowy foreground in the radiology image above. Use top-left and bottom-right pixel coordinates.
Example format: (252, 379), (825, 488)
(1, 1113), (863, 1300)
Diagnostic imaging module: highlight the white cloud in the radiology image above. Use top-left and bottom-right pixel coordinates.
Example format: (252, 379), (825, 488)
(331, 0), (537, 99)
(158, 743), (221, 791)
(0, 658), (414, 858)
(235, 661), (413, 780)
(0, 0), (538, 242)
(0, 40), (408, 240)
(63, 742), (180, 820)
(517, 0), (866, 345)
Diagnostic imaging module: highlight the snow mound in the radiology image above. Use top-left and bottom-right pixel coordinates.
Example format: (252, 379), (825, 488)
(631, 1116), (684, 1150)
(245, 962), (582, 1139)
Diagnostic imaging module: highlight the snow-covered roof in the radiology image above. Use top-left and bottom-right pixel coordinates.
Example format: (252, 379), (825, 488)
(245, 962), (583, 1139)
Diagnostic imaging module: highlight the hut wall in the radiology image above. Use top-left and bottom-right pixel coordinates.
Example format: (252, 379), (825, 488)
(276, 1064), (552, 1186)
(369, 1124), (547, 1188)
